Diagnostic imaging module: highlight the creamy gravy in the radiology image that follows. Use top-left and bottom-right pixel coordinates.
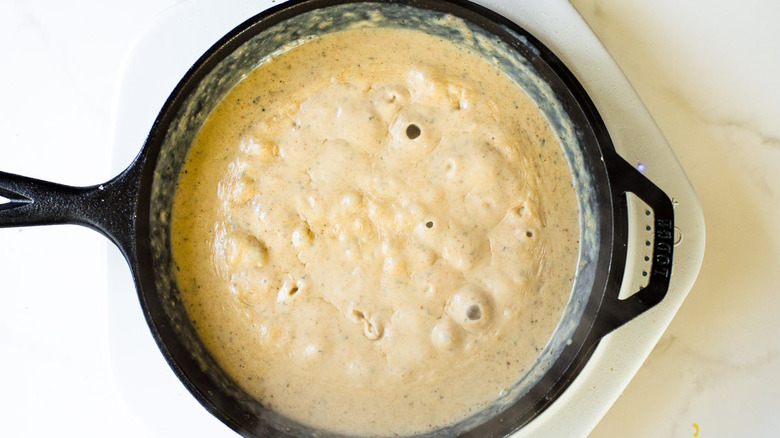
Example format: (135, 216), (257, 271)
(171, 27), (578, 436)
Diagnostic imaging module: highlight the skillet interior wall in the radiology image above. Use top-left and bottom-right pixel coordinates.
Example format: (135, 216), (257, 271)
(147, 1), (601, 436)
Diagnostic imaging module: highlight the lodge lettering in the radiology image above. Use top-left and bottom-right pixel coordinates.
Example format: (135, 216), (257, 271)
(656, 218), (672, 229)
(652, 214), (674, 279)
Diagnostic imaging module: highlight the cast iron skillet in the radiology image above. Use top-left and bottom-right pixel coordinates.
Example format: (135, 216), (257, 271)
(0, 0), (674, 436)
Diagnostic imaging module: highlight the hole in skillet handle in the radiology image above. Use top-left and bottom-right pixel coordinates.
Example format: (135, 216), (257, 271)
(594, 152), (675, 337)
(617, 193), (654, 298)
(0, 185), (32, 211)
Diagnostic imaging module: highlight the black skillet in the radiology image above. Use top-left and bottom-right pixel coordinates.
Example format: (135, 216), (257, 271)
(0, 0), (674, 436)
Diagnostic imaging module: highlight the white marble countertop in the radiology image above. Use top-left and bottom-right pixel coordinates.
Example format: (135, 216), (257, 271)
(0, 1), (778, 437)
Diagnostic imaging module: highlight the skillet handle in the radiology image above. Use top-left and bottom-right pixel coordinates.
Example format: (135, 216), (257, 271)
(596, 154), (675, 335)
(0, 165), (140, 257)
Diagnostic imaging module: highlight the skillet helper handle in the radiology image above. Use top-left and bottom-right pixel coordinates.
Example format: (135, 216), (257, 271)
(0, 167), (139, 255)
(598, 155), (675, 333)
